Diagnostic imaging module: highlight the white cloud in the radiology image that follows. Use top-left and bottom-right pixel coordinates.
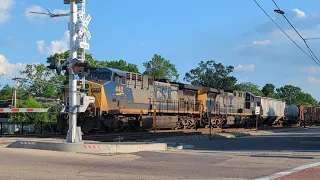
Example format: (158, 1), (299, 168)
(235, 64), (255, 71)
(25, 5), (69, 20)
(308, 76), (320, 84)
(36, 31), (70, 55)
(0, 54), (27, 77)
(252, 40), (271, 46)
(0, 0), (15, 24)
(292, 8), (306, 18)
(300, 66), (320, 74)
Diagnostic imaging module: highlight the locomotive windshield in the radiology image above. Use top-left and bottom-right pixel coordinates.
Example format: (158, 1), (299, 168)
(87, 71), (112, 81)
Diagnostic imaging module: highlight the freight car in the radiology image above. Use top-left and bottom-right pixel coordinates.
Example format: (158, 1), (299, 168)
(254, 96), (286, 126)
(283, 104), (299, 125)
(56, 67), (286, 133)
(298, 105), (320, 126)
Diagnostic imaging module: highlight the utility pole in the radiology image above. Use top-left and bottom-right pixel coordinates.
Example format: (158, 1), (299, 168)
(12, 77), (24, 107)
(11, 78), (17, 108)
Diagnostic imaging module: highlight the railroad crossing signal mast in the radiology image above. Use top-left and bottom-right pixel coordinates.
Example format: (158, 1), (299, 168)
(65, 0), (93, 143)
(30, 0), (94, 143)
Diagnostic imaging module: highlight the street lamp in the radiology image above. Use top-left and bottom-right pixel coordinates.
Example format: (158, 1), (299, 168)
(274, 9), (285, 15)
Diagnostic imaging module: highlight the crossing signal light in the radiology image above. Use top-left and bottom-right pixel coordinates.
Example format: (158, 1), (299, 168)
(72, 64), (80, 75)
(47, 59), (68, 75)
(47, 58), (97, 77)
(71, 58), (97, 78)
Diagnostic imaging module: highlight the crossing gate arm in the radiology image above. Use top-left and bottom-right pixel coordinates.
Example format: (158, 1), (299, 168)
(0, 108), (50, 113)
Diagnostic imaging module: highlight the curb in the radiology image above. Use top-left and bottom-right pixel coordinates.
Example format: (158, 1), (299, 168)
(7, 141), (167, 154)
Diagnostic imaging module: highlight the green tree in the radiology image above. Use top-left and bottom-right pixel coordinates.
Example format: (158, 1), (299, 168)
(47, 50), (140, 73)
(20, 64), (66, 97)
(275, 85), (317, 106)
(295, 92), (317, 106)
(0, 84), (13, 100)
(0, 84), (29, 101)
(262, 83), (276, 98)
(275, 85), (301, 104)
(184, 60), (237, 90)
(46, 50), (95, 64)
(234, 82), (263, 96)
(143, 54), (179, 82)
(104, 59), (139, 73)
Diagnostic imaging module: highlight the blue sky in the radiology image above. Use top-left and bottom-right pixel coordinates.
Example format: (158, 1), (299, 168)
(1, 0), (320, 100)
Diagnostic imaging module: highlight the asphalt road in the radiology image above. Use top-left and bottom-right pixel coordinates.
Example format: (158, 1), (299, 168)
(0, 127), (319, 180)
(184, 127), (320, 152)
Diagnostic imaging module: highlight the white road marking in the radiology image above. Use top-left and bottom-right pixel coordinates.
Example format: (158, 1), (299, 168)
(254, 161), (320, 180)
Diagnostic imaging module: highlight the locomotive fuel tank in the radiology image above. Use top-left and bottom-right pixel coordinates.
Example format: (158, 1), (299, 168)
(140, 115), (179, 130)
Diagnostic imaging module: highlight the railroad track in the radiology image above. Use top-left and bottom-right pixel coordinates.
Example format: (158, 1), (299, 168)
(0, 125), (299, 142)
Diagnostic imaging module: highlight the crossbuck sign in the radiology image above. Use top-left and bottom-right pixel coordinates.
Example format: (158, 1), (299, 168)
(77, 10), (91, 50)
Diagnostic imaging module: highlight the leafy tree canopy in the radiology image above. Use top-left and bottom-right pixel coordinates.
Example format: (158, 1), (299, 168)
(275, 85), (317, 106)
(184, 60), (237, 90)
(143, 54), (179, 82)
(20, 64), (66, 98)
(234, 82), (263, 96)
(47, 51), (140, 73)
(46, 50), (95, 64)
(90, 59), (140, 73)
(262, 83), (276, 98)
(0, 84), (29, 101)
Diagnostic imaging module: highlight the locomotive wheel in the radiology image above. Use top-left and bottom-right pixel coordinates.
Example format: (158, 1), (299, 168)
(216, 119), (223, 128)
(112, 119), (125, 132)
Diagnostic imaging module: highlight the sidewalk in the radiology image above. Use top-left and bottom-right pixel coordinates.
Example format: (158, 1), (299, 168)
(275, 165), (320, 180)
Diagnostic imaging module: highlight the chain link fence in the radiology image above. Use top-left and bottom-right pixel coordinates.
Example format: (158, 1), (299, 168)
(0, 121), (59, 135)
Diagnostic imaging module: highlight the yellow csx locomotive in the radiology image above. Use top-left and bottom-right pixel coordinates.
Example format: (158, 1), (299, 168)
(57, 67), (286, 133)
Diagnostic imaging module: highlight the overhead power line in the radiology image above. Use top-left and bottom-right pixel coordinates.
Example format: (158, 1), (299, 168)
(272, 0), (320, 64)
(305, 37), (320, 40)
(253, 0), (320, 65)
